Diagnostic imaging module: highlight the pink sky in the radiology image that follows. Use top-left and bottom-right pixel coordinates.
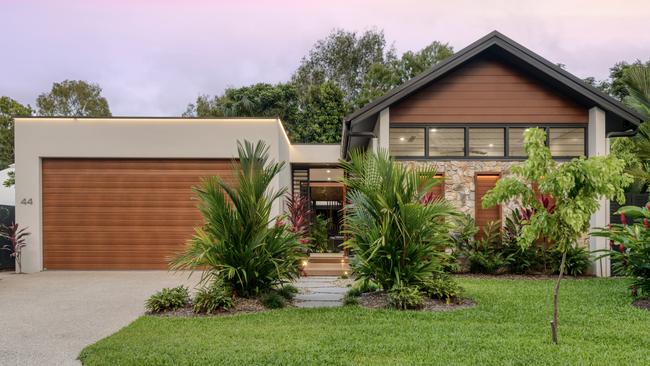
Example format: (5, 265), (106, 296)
(2, 0), (649, 115)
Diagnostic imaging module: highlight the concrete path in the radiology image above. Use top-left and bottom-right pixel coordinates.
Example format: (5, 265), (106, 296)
(294, 276), (348, 308)
(0, 271), (199, 366)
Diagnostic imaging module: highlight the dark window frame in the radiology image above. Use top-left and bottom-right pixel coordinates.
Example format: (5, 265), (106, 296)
(388, 127), (427, 158)
(389, 124), (587, 161)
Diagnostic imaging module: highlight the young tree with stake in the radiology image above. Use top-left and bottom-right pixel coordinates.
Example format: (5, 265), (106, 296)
(482, 128), (631, 344)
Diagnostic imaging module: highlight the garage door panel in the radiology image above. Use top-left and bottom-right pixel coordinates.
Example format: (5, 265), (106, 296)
(42, 158), (233, 270)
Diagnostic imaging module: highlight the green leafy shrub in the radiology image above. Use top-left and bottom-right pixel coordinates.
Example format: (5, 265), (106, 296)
(502, 209), (545, 274)
(594, 207), (650, 296)
(276, 284), (299, 300)
(350, 279), (380, 295)
(145, 286), (190, 313)
(549, 245), (590, 276)
(171, 141), (303, 297)
(261, 293), (286, 309)
(310, 214), (330, 253)
(342, 292), (360, 306)
(387, 286), (424, 310)
(421, 274), (462, 303)
(466, 221), (507, 274)
(193, 281), (234, 314)
(341, 150), (457, 290)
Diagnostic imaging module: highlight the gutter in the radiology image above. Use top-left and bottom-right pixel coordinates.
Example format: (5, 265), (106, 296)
(607, 129), (638, 138)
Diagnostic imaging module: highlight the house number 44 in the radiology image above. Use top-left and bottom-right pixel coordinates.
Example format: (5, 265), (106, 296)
(20, 198), (33, 205)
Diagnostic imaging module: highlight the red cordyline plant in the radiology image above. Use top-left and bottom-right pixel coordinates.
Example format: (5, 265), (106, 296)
(1, 223), (30, 274)
(285, 194), (311, 246)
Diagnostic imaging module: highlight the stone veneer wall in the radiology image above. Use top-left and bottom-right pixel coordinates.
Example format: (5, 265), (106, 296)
(403, 160), (519, 219)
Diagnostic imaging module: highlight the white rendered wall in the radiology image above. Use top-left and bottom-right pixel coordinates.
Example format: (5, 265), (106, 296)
(376, 108), (390, 151)
(289, 144), (340, 164)
(14, 117), (291, 273)
(588, 107), (610, 277)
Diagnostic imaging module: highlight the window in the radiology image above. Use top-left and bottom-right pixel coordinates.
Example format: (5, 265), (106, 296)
(389, 128), (425, 157)
(508, 127), (529, 156)
(469, 128), (504, 157)
(549, 128), (585, 157)
(429, 128), (465, 156)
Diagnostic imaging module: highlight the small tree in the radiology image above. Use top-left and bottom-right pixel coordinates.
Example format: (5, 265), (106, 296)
(1, 223), (30, 273)
(482, 128), (631, 344)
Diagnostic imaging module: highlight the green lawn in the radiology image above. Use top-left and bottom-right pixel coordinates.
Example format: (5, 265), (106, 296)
(80, 278), (650, 365)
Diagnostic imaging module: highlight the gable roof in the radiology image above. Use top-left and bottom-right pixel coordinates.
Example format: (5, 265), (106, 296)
(345, 31), (645, 126)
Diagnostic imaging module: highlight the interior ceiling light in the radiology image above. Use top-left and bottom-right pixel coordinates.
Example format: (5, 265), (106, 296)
(399, 137), (405, 141)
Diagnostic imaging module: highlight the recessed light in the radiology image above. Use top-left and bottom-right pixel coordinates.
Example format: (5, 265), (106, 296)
(488, 143), (494, 147)
(327, 177), (331, 181)
(431, 128), (437, 132)
(399, 137), (405, 141)
(326, 169), (331, 173)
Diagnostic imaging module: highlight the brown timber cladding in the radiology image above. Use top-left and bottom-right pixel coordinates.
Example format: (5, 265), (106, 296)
(42, 158), (237, 270)
(390, 57), (588, 124)
(475, 174), (501, 229)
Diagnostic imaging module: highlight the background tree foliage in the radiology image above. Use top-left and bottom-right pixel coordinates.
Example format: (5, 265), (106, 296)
(36, 80), (111, 117)
(0, 97), (32, 169)
(185, 29), (453, 143)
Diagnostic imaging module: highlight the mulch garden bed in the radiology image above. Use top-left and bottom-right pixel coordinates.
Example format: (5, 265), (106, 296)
(633, 297), (650, 312)
(357, 291), (475, 312)
(150, 296), (292, 318)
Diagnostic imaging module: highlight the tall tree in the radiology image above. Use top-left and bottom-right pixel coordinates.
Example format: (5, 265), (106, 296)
(0, 97), (32, 169)
(291, 29), (395, 107)
(358, 41), (453, 107)
(36, 80), (111, 117)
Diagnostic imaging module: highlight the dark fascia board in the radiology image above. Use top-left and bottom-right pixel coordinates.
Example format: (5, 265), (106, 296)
(344, 30), (645, 126)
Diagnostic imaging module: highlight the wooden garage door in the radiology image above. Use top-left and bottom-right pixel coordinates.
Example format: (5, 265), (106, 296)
(42, 159), (236, 270)
(475, 173), (501, 230)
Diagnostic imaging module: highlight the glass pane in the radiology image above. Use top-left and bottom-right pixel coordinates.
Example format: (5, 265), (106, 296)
(389, 128), (425, 157)
(429, 128), (465, 156)
(469, 128), (504, 157)
(550, 128), (585, 156)
(309, 168), (344, 182)
(508, 128), (528, 156)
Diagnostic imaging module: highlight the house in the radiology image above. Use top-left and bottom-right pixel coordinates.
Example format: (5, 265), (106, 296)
(14, 31), (643, 275)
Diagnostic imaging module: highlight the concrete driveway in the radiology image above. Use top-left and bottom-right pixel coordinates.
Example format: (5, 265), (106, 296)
(0, 271), (199, 366)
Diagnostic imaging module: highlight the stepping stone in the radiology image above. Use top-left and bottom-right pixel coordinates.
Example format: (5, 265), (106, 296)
(295, 301), (341, 308)
(295, 293), (344, 302)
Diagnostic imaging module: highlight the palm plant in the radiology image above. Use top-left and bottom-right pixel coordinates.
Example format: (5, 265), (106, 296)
(171, 140), (303, 297)
(340, 150), (458, 290)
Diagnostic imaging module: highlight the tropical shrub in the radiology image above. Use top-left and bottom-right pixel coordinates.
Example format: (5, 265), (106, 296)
(0, 223), (30, 273)
(502, 209), (546, 274)
(466, 221), (508, 274)
(261, 293), (286, 309)
(341, 150), (457, 290)
(145, 286), (190, 313)
(450, 214), (478, 254)
(193, 280), (234, 314)
(285, 194), (311, 247)
(593, 205), (650, 296)
(482, 127), (630, 344)
(421, 274), (462, 303)
(310, 214), (330, 253)
(276, 284), (299, 300)
(387, 286), (424, 310)
(549, 244), (590, 276)
(172, 141), (303, 297)
(350, 279), (381, 295)
(342, 292), (360, 306)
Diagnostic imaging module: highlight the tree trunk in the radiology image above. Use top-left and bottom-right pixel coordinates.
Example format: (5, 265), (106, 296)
(550, 250), (567, 344)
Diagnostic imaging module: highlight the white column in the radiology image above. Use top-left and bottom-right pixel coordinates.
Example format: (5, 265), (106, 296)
(376, 108), (390, 151)
(588, 107), (610, 277)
